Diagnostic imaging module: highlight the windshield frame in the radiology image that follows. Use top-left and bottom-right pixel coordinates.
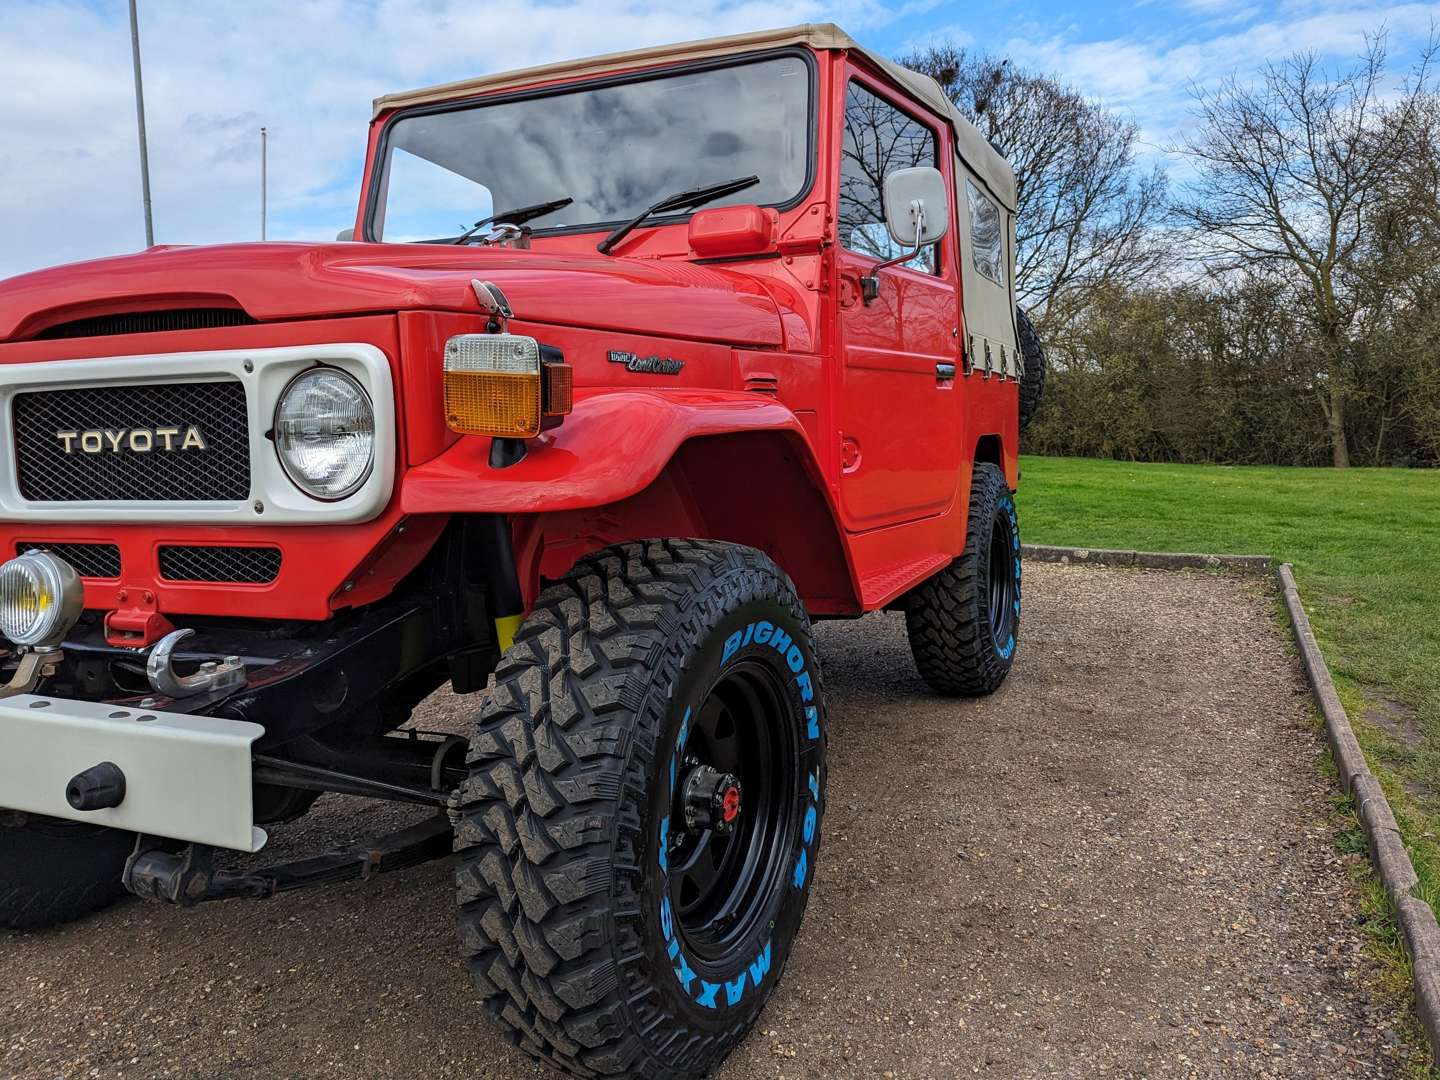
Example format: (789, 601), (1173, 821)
(362, 47), (818, 245)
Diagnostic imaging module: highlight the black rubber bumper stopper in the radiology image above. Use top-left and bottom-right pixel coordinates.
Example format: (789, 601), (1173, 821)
(66, 762), (127, 811)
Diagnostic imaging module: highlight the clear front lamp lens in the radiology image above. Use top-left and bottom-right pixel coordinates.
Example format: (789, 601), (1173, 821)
(0, 551), (83, 648)
(274, 369), (375, 500)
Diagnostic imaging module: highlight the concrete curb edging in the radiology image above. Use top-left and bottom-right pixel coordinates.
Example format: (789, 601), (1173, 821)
(1021, 544), (1275, 574)
(1025, 544), (1439, 1065)
(1275, 563), (1440, 1065)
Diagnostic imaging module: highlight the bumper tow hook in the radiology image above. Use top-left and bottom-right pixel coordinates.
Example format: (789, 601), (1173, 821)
(146, 628), (247, 699)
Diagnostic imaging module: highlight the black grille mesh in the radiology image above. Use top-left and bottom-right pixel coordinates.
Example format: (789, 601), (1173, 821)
(34, 309), (257, 340)
(12, 381), (250, 502)
(13, 542), (121, 579)
(158, 545), (281, 584)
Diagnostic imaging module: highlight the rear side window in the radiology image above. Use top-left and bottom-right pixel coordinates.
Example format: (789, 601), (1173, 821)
(838, 81), (939, 274)
(966, 179), (1005, 287)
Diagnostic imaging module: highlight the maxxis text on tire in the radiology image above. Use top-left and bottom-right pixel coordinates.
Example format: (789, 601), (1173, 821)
(905, 463), (1021, 696)
(453, 539), (827, 1079)
(0, 814), (133, 931)
(1016, 307), (1046, 432)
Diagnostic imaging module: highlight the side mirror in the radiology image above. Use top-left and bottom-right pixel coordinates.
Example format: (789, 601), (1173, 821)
(335, 228), (355, 242)
(862, 166), (950, 304)
(883, 166), (949, 248)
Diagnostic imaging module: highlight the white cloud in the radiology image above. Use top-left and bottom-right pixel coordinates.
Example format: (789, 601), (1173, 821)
(1003, 1), (1436, 152)
(2, 0), (1433, 279)
(0, 0), (926, 279)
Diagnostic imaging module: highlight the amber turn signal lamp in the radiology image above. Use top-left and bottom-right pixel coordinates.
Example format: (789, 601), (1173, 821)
(543, 357), (573, 417)
(443, 334), (571, 438)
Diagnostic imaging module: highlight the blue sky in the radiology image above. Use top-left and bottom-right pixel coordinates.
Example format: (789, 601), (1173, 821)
(0, 0), (1433, 279)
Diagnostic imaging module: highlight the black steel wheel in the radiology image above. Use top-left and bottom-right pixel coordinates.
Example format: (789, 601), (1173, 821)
(666, 658), (797, 963)
(987, 503), (1019, 649)
(454, 540), (826, 1079)
(905, 463), (1021, 695)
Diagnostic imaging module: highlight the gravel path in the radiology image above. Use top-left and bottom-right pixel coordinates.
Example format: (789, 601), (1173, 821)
(0, 563), (1414, 1079)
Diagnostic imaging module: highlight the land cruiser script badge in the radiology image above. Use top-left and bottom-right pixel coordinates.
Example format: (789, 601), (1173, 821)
(608, 350), (684, 375)
(55, 426), (208, 454)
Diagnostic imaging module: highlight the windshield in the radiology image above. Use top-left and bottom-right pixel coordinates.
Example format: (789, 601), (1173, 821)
(371, 54), (812, 242)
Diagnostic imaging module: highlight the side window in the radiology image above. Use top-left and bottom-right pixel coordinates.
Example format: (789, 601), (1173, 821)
(965, 179), (1005, 287)
(839, 81), (940, 274)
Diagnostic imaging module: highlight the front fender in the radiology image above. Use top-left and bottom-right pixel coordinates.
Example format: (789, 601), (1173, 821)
(400, 389), (814, 514)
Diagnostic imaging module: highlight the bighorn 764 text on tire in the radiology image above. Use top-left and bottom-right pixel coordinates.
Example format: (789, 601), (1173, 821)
(0, 23), (1036, 1080)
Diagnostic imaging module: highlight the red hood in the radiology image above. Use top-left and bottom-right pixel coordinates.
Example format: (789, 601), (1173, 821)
(0, 242), (784, 347)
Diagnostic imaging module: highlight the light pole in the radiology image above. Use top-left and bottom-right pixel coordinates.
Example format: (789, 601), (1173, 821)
(260, 127), (268, 240)
(127, 0), (154, 247)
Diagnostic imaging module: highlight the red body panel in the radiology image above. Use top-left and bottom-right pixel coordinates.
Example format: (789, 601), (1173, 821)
(0, 44), (1020, 628)
(402, 390), (813, 514)
(0, 244), (785, 349)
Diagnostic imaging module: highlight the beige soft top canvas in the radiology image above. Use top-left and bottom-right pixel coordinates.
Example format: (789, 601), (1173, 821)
(373, 23), (1017, 212)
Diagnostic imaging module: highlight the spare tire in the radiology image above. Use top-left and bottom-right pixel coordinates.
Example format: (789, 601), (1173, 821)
(1016, 307), (1046, 432)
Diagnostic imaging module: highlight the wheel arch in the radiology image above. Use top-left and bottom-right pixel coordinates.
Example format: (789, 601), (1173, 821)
(515, 428), (859, 615)
(973, 432), (1018, 489)
(398, 390), (860, 614)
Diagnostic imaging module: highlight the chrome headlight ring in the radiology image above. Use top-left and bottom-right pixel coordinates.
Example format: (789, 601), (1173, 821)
(272, 367), (376, 502)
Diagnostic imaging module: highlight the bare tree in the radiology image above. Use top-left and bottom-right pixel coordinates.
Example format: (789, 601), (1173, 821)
(899, 43), (1168, 340)
(1171, 36), (1433, 467)
(1353, 91), (1440, 463)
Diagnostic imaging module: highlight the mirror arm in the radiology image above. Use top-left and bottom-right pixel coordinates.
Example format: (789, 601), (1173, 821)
(860, 202), (928, 306)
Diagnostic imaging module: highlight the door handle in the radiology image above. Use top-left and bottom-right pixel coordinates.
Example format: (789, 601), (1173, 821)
(935, 362), (957, 382)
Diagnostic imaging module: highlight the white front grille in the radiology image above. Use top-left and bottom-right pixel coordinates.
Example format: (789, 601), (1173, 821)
(0, 344), (395, 525)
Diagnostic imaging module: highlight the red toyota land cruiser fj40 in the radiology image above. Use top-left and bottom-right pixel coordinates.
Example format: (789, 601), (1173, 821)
(0, 24), (1042, 1079)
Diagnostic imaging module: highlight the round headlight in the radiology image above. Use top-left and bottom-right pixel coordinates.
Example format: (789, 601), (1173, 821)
(273, 368), (375, 500)
(0, 551), (85, 648)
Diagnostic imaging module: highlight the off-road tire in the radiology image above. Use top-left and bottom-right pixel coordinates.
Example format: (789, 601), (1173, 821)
(1016, 307), (1046, 432)
(905, 464), (1020, 695)
(0, 814), (133, 930)
(454, 539), (826, 1079)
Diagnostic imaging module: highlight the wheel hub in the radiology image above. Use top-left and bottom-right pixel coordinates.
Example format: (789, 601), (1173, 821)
(681, 764), (743, 836)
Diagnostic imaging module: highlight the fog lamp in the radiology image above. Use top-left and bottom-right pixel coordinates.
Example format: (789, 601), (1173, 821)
(0, 551), (85, 649)
(443, 334), (571, 439)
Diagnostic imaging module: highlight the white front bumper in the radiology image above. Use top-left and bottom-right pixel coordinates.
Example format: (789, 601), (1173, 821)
(0, 694), (266, 852)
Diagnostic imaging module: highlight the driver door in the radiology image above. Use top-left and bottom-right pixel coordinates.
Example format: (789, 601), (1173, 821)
(834, 76), (963, 531)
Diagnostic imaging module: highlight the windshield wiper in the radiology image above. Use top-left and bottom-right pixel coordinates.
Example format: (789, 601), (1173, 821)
(453, 196), (575, 245)
(596, 175), (760, 255)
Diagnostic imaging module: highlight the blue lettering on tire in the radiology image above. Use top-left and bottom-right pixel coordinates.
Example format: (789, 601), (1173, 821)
(659, 620), (822, 1011)
(793, 769), (820, 889)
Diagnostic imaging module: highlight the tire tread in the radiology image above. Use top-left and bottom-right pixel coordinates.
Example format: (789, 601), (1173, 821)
(454, 539), (811, 1078)
(0, 818), (132, 931)
(905, 464), (1018, 696)
(1017, 307), (1046, 432)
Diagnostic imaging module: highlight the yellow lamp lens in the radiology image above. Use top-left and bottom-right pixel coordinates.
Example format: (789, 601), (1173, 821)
(0, 551), (80, 647)
(443, 334), (542, 438)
